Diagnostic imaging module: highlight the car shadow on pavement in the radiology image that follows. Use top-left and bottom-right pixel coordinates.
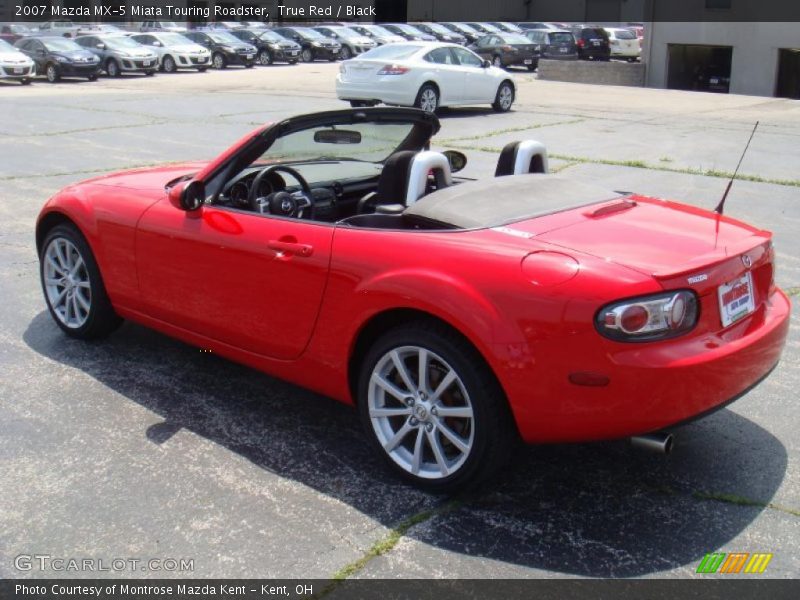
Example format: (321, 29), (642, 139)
(24, 313), (788, 577)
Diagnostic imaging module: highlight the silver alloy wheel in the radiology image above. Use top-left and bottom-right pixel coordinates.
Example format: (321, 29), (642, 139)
(419, 87), (438, 112)
(163, 55), (176, 72)
(43, 237), (91, 329)
(301, 48), (312, 62)
(46, 64), (57, 82)
(213, 53), (224, 69)
(258, 50), (271, 65)
(498, 83), (514, 110)
(367, 345), (475, 479)
(107, 59), (118, 77)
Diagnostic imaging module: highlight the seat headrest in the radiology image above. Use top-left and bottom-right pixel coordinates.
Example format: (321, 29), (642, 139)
(495, 140), (549, 176)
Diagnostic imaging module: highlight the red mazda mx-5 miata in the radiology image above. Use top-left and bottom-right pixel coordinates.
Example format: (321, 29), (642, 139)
(36, 108), (790, 491)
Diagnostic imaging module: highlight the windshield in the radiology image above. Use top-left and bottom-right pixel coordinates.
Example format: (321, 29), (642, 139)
(612, 29), (636, 40)
(158, 33), (194, 45)
(549, 32), (574, 43)
(423, 23), (452, 35)
(0, 39), (17, 53)
(501, 34), (531, 44)
(258, 121), (419, 163)
(330, 28), (361, 40)
(208, 31), (241, 44)
(43, 38), (82, 52)
(394, 24), (424, 35)
(359, 44), (422, 60)
(105, 36), (144, 49)
(160, 21), (180, 28)
(476, 23), (501, 32)
(295, 28), (325, 40)
(362, 25), (395, 37)
(258, 31), (289, 43)
(450, 23), (478, 34)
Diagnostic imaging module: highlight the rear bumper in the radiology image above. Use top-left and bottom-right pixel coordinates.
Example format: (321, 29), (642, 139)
(505, 289), (791, 443)
(336, 76), (416, 106)
(502, 54), (538, 67)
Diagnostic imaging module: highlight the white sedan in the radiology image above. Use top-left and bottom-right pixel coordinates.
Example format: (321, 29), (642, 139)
(604, 27), (640, 61)
(131, 32), (211, 72)
(336, 42), (516, 112)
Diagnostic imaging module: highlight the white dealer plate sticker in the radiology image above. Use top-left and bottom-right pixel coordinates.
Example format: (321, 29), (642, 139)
(718, 271), (755, 328)
(524, 59), (532, 64)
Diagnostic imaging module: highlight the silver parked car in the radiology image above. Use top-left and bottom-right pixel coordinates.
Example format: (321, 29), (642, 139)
(139, 21), (187, 33)
(75, 34), (159, 77)
(132, 32), (211, 72)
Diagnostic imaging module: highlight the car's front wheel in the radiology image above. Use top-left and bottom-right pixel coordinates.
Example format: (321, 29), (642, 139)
(162, 55), (177, 73)
(492, 80), (514, 112)
(340, 46), (352, 60)
(45, 63), (60, 83)
(40, 223), (122, 339)
(212, 52), (226, 69)
(414, 83), (439, 113)
(106, 58), (120, 77)
(258, 49), (272, 65)
(301, 48), (313, 62)
(358, 322), (516, 492)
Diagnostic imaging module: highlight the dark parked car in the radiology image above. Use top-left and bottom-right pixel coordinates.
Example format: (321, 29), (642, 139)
(381, 24), (436, 42)
(16, 36), (100, 82)
(272, 26), (341, 62)
(1, 23), (35, 44)
(439, 23), (482, 44)
(524, 29), (578, 60)
(229, 28), (301, 65)
(312, 26), (377, 60)
(570, 25), (610, 60)
(489, 22), (523, 33)
(469, 33), (540, 70)
(412, 22), (467, 45)
(184, 30), (256, 69)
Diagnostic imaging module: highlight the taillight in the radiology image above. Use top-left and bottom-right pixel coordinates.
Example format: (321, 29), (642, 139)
(377, 63), (409, 75)
(577, 38), (585, 48)
(596, 290), (699, 342)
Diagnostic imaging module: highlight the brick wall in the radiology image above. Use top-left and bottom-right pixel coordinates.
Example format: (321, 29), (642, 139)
(537, 59), (645, 87)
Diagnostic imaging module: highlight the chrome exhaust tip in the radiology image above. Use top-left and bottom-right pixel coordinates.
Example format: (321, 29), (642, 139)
(630, 432), (674, 454)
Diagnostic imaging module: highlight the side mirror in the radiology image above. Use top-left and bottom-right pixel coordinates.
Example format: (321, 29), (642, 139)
(442, 150), (467, 173)
(482, 59), (491, 68)
(153, 41), (162, 47)
(168, 180), (205, 211)
(96, 43), (105, 49)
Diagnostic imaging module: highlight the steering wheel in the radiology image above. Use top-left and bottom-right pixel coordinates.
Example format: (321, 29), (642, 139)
(248, 165), (314, 219)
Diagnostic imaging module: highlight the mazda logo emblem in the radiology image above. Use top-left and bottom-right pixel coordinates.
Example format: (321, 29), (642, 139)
(741, 255), (752, 268)
(281, 199), (293, 213)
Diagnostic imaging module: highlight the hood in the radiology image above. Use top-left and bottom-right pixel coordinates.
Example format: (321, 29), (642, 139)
(0, 50), (33, 63)
(83, 162), (208, 191)
(54, 50), (98, 61)
(173, 44), (208, 53)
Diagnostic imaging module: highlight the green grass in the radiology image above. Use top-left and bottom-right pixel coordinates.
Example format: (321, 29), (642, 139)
(693, 491), (800, 517)
(438, 118), (585, 144)
(785, 286), (800, 297)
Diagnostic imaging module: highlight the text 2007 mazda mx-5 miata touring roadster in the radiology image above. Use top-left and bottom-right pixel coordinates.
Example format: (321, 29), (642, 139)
(36, 109), (790, 491)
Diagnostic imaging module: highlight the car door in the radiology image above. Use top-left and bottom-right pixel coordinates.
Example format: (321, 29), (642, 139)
(135, 203), (334, 360)
(452, 46), (494, 103)
(470, 35), (492, 60)
(422, 47), (465, 105)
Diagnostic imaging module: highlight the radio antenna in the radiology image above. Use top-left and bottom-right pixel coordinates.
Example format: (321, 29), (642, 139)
(714, 121), (759, 215)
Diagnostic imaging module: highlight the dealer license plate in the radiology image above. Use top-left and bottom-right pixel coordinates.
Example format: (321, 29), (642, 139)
(523, 59), (532, 64)
(14, 67), (23, 74)
(198, 57), (207, 62)
(718, 271), (755, 328)
(559, 47), (568, 53)
(246, 54), (254, 59)
(332, 48), (339, 53)
(143, 60), (152, 66)
(289, 51), (298, 56)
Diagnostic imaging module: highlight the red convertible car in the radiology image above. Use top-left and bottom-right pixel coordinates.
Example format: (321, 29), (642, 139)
(37, 108), (790, 491)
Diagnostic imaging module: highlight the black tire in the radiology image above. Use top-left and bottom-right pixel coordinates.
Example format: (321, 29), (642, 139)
(45, 63), (60, 83)
(244, 63), (255, 69)
(414, 83), (439, 113)
(301, 48), (313, 62)
(340, 45), (352, 60)
(40, 223), (122, 340)
(357, 321), (517, 493)
(258, 49), (272, 66)
(87, 74), (98, 81)
(21, 78), (32, 85)
(197, 67), (208, 73)
(492, 80), (515, 112)
(212, 52), (226, 69)
(145, 70), (156, 76)
(328, 56), (338, 62)
(527, 63), (537, 71)
(162, 55), (177, 73)
(106, 58), (120, 77)
(289, 59), (298, 64)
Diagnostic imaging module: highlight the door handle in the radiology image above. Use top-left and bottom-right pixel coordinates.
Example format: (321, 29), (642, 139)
(267, 239), (314, 257)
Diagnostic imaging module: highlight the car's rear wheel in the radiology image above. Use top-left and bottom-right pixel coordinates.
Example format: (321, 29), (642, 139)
(301, 48), (312, 62)
(258, 49), (272, 65)
(212, 52), (226, 69)
(414, 83), (439, 113)
(106, 59), (120, 77)
(492, 80), (514, 112)
(40, 223), (122, 340)
(45, 63), (60, 83)
(162, 55), (177, 73)
(357, 322), (516, 492)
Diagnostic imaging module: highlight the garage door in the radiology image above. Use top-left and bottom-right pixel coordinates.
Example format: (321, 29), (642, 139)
(667, 44), (732, 93)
